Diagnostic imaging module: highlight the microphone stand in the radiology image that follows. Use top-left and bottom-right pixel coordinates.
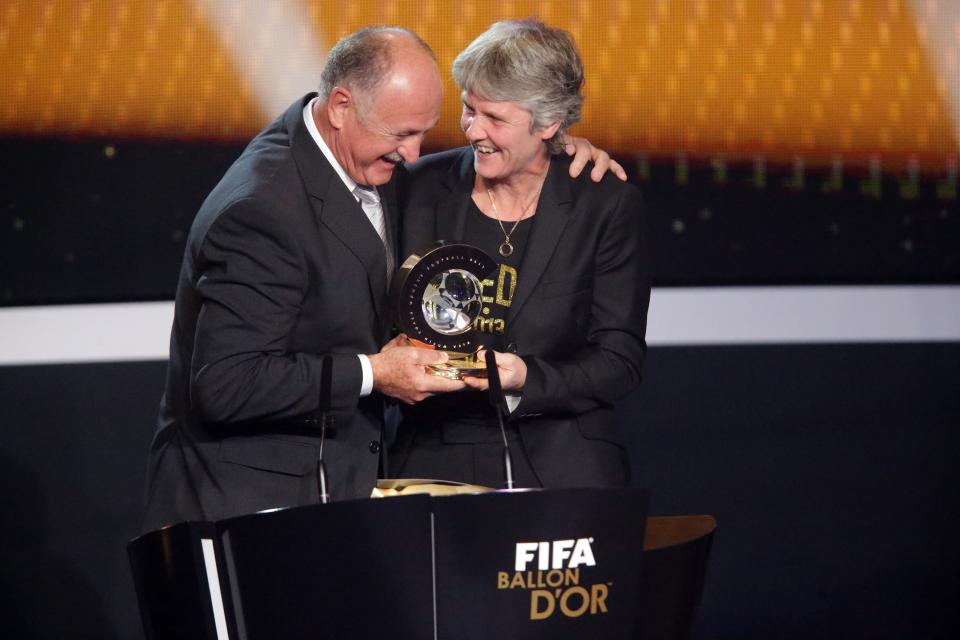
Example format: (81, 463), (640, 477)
(485, 351), (515, 490)
(317, 355), (333, 504)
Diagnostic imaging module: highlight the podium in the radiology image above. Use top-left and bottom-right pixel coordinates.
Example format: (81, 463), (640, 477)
(129, 489), (714, 639)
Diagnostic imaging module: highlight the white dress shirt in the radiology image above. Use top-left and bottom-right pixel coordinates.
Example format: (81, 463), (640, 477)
(302, 98), (383, 397)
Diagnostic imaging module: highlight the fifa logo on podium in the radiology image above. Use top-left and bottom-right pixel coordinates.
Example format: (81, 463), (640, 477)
(514, 538), (597, 571)
(497, 537), (610, 621)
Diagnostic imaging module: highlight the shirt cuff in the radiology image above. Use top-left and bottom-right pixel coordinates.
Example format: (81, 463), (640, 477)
(505, 393), (521, 414)
(357, 354), (373, 397)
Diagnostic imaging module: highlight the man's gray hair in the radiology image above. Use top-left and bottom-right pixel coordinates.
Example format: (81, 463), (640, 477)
(452, 19), (584, 154)
(319, 26), (434, 113)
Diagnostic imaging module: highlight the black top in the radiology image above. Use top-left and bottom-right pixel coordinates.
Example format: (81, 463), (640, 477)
(463, 199), (533, 352)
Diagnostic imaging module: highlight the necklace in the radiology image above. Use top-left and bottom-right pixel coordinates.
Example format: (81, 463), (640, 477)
(485, 182), (543, 257)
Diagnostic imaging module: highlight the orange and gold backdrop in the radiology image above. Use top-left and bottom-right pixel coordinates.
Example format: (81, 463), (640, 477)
(1, 0), (958, 172)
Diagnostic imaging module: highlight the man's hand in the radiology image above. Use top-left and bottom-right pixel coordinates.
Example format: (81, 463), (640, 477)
(369, 344), (465, 404)
(564, 136), (627, 182)
(462, 350), (527, 392)
(379, 333), (409, 351)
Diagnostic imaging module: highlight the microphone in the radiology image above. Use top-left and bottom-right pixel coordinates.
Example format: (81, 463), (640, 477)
(485, 351), (515, 490)
(317, 355), (333, 504)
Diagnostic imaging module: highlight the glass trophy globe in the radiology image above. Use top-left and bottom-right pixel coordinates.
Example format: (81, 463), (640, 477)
(421, 269), (483, 336)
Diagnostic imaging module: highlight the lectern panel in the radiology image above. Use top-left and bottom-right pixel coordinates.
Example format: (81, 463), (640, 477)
(432, 488), (649, 640)
(218, 496), (435, 639)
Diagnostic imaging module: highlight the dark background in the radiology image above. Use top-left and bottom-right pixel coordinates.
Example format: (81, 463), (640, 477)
(1, 343), (958, 638)
(1, 140), (959, 638)
(1, 139), (958, 306)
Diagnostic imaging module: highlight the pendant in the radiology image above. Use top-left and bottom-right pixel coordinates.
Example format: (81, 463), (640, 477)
(499, 241), (514, 257)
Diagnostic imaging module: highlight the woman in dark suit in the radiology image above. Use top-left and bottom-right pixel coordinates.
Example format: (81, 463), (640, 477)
(391, 19), (650, 488)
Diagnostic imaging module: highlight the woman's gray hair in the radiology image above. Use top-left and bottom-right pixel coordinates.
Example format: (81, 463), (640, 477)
(319, 26), (433, 115)
(452, 19), (584, 154)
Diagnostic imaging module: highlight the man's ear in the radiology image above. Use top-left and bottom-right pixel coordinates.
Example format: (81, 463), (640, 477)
(539, 121), (562, 141)
(326, 87), (353, 130)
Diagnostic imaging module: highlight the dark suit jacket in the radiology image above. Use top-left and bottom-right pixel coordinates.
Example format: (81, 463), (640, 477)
(395, 148), (650, 487)
(141, 95), (397, 531)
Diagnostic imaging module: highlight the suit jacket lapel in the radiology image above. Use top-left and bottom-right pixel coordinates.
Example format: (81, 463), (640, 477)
(286, 96), (389, 322)
(434, 149), (475, 244)
(507, 158), (573, 324)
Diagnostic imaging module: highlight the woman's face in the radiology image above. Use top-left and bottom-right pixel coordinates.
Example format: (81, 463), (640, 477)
(460, 91), (558, 183)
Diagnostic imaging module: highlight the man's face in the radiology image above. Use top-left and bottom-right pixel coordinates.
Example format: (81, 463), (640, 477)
(335, 57), (442, 186)
(460, 91), (558, 183)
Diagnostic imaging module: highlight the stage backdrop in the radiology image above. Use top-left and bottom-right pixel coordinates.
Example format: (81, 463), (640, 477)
(0, 2), (957, 639)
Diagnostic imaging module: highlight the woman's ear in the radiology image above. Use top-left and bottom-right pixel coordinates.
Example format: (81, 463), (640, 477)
(539, 121), (562, 141)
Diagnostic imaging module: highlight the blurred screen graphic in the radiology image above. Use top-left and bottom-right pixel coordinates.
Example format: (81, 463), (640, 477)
(1, 0), (957, 174)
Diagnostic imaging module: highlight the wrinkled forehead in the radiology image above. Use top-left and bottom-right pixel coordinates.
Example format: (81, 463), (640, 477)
(362, 82), (441, 134)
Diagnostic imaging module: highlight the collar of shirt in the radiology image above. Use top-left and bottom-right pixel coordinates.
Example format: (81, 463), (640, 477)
(302, 97), (379, 204)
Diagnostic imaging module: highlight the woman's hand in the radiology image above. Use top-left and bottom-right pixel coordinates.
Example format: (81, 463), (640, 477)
(564, 136), (627, 182)
(463, 350), (527, 392)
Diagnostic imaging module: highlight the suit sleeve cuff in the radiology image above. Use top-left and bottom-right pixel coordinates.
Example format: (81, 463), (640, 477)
(357, 354), (373, 397)
(511, 355), (548, 416)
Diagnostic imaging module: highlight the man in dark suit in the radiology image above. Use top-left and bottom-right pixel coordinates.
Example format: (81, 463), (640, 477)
(141, 28), (464, 532)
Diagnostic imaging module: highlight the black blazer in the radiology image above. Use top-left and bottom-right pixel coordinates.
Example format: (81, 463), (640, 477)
(397, 148), (650, 487)
(141, 95), (398, 531)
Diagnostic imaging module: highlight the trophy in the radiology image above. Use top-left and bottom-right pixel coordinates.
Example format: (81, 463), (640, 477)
(390, 242), (497, 380)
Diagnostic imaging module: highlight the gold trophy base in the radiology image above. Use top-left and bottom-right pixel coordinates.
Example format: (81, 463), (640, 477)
(372, 478), (493, 498)
(427, 352), (487, 380)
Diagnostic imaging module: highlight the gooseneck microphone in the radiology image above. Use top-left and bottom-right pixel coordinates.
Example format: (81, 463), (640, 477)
(485, 351), (515, 490)
(317, 355), (333, 504)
